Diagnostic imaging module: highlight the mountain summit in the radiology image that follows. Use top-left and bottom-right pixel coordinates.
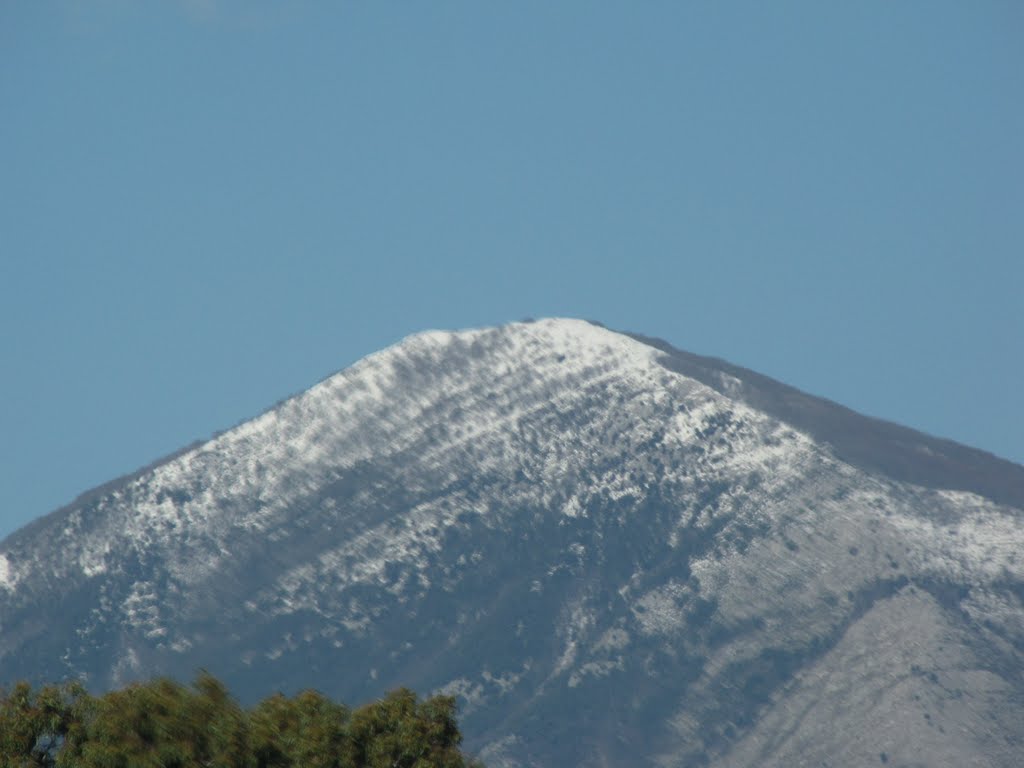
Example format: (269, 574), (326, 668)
(3, 319), (1023, 767)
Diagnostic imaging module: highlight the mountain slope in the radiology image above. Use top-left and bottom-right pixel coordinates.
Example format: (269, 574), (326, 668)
(2, 319), (1022, 767)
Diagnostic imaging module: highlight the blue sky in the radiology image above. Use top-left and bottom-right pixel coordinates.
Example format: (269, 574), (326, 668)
(2, 2), (1022, 539)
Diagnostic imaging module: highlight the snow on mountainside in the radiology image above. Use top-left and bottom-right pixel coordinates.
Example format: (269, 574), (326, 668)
(2, 318), (1023, 767)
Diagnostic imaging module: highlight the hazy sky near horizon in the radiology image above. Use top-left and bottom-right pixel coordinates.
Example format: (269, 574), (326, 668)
(2, 2), (1022, 539)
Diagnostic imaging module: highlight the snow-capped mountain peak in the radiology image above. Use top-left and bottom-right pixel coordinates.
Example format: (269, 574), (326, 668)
(2, 319), (1022, 767)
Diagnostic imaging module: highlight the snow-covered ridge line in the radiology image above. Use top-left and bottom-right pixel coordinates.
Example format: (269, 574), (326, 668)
(0, 319), (671, 584)
(4, 317), (1021, 587)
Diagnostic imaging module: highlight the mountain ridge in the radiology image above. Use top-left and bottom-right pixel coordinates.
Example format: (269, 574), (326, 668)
(11, 318), (1020, 550)
(627, 329), (1024, 508)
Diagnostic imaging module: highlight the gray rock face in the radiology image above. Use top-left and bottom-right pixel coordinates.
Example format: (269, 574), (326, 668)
(1, 319), (1022, 767)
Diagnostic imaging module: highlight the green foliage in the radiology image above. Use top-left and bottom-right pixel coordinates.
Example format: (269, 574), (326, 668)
(0, 675), (478, 768)
(250, 689), (349, 768)
(349, 689), (464, 768)
(0, 680), (90, 768)
(65, 673), (250, 768)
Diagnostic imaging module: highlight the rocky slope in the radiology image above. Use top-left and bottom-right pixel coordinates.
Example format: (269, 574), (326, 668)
(2, 319), (1022, 767)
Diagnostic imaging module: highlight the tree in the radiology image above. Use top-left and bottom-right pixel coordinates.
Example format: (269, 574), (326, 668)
(249, 689), (349, 768)
(66, 673), (251, 768)
(0, 681), (90, 768)
(0, 675), (480, 768)
(348, 688), (467, 768)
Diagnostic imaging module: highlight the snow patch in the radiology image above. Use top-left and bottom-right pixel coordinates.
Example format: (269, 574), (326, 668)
(0, 554), (16, 590)
(634, 580), (692, 636)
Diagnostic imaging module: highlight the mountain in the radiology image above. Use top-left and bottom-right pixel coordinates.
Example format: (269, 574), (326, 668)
(2, 318), (1023, 767)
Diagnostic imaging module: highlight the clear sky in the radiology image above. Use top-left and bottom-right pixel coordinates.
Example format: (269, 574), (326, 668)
(2, 2), (1021, 539)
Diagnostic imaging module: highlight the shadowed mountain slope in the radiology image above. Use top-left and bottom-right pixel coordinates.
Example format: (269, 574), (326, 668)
(627, 330), (1024, 510)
